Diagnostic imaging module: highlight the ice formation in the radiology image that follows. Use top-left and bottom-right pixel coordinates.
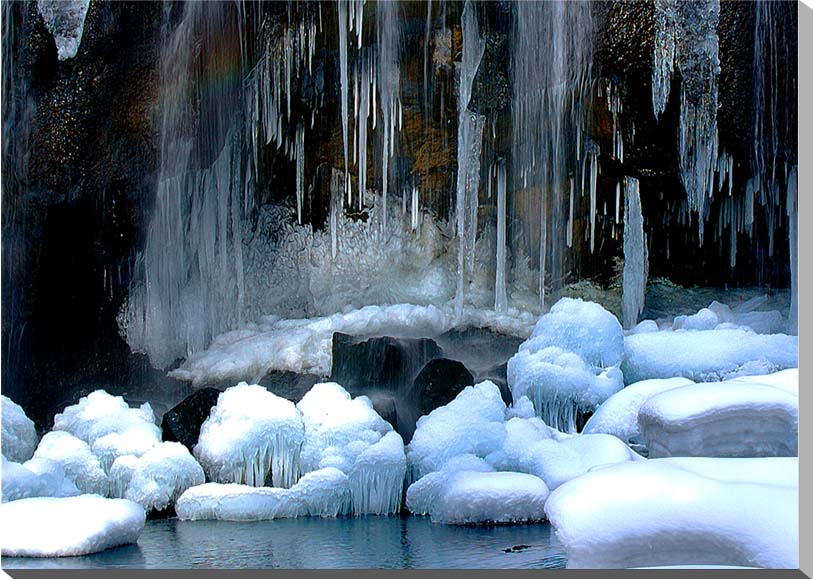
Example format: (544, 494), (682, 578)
(170, 303), (536, 387)
(545, 458), (798, 568)
(175, 467), (352, 521)
(622, 327), (798, 383)
(194, 383), (305, 488)
(406, 381), (508, 481)
(1, 456), (80, 503)
(431, 471), (549, 525)
(296, 382), (406, 515)
(0, 495), (146, 557)
(638, 381), (798, 458)
(51, 390), (161, 472)
(621, 177), (648, 329)
(36, 0), (90, 60)
(31, 431), (108, 496)
(581, 377), (694, 445)
(109, 442), (205, 512)
(1, 395), (38, 463)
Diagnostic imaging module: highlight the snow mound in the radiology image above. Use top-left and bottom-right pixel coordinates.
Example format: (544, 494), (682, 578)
(194, 383), (305, 488)
(32, 431), (108, 496)
(175, 467), (351, 521)
(508, 345), (624, 433)
(296, 382), (405, 515)
(432, 471), (549, 525)
(582, 377), (695, 444)
(405, 454), (495, 516)
(2, 457), (80, 503)
(2, 395), (38, 463)
(0, 495), (146, 557)
(169, 304), (534, 387)
(639, 381), (798, 458)
(110, 442), (205, 512)
(522, 298), (624, 368)
(723, 368), (798, 397)
(52, 390), (161, 472)
(406, 381), (508, 480)
(545, 458), (798, 568)
(623, 328), (797, 383)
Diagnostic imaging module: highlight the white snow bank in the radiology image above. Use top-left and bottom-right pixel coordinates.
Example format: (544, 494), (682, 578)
(32, 431), (108, 496)
(545, 458), (798, 568)
(296, 382), (405, 514)
(2, 456), (80, 502)
(723, 368), (798, 397)
(109, 442), (205, 512)
(53, 390), (161, 472)
(582, 377), (695, 443)
(623, 328), (797, 384)
(169, 304), (535, 387)
(2, 395), (38, 463)
(0, 495), (145, 557)
(407, 381), (508, 480)
(431, 471), (549, 525)
(175, 467), (351, 521)
(638, 381), (798, 458)
(36, 0), (90, 60)
(405, 454), (495, 516)
(194, 383), (305, 488)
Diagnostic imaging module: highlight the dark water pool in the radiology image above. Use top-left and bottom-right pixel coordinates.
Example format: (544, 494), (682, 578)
(2, 516), (567, 569)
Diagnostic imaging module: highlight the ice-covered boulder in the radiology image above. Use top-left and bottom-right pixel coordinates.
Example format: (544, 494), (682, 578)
(508, 346), (624, 433)
(109, 442), (205, 512)
(194, 383), (305, 488)
(0, 495), (146, 557)
(623, 328), (798, 383)
(708, 298), (788, 335)
(175, 467), (351, 521)
(431, 471), (549, 525)
(32, 431), (108, 496)
(582, 377), (695, 444)
(638, 381), (798, 458)
(2, 456), (80, 503)
(405, 454), (495, 516)
(52, 390), (161, 472)
(406, 381), (508, 480)
(545, 458), (798, 568)
(296, 382), (406, 515)
(2, 395), (38, 463)
(672, 308), (719, 331)
(521, 298), (624, 368)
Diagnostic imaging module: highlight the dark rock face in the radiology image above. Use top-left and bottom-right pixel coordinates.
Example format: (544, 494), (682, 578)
(412, 358), (475, 416)
(330, 332), (442, 393)
(160, 387), (221, 451)
(257, 371), (322, 404)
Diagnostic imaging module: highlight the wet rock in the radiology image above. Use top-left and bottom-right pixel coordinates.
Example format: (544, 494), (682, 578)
(160, 388), (221, 451)
(412, 358), (475, 415)
(257, 371), (322, 404)
(330, 332), (442, 393)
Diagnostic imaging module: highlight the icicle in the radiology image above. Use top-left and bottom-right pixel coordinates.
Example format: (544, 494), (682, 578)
(338, 0), (350, 178)
(589, 149), (598, 253)
(411, 185), (419, 231)
(567, 178), (574, 248)
(787, 165), (798, 334)
(622, 177), (648, 329)
(495, 160), (508, 313)
(652, 0), (677, 118)
(295, 125), (305, 224)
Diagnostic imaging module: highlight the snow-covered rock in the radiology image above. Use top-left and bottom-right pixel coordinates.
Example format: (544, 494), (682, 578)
(2, 395), (38, 463)
(638, 381), (798, 458)
(0, 495), (146, 557)
(405, 454), (495, 516)
(406, 381), (508, 480)
(1, 456), (80, 503)
(296, 382), (405, 514)
(582, 377), (695, 444)
(32, 431), (108, 496)
(175, 467), (351, 521)
(52, 390), (161, 472)
(545, 458), (798, 568)
(431, 471), (549, 525)
(723, 368), (798, 397)
(194, 383), (305, 488)
(623, 328), (797, 383)
(109, 442), (205, 512)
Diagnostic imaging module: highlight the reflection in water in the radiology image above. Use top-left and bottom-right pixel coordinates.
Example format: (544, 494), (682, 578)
(2, 516), (566, 569)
